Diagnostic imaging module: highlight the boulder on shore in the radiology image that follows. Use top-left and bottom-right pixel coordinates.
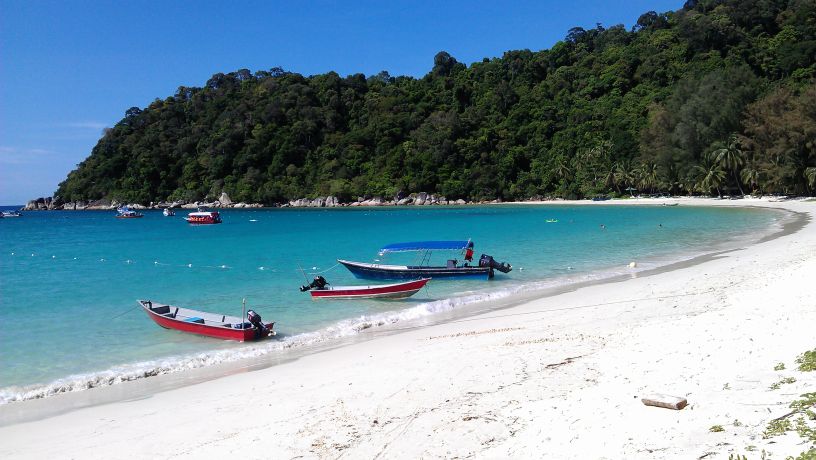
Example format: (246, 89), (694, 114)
(219, 192), (233, 206)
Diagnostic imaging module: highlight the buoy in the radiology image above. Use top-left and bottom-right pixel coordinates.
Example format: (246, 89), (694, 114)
(100, 258), (105, 262)
(187, 263), (192, 268)
(52, 255), (56, 259)
(154, 261), (158, 265)
(629, 261), (637, 268)
(519, 267), (524, 271)
(220, 265), (227, 269)
(126, 260), (132, 264)
(259, 266), (265, 270)
(10, 252), (14, 255)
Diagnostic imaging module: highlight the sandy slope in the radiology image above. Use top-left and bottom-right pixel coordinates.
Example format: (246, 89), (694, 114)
(1, 198), (813, 459)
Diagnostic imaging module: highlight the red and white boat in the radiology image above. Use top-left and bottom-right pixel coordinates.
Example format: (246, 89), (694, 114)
(138, 300), (274, 341)
(300, 277), (431, 300)
(185, 210), (222, 224)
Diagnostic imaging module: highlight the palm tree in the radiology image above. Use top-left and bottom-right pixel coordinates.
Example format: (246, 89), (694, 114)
(806, 167), (816, 194)
(740, 165), (761, 196)
(694, 153), (726, 197)
(637, 162), (660, 194)
(602, 164), (619, 194)
(553, 156), (573, 183)
(614, 160), (635, 193)
(762, 156), (790, 195)
(713, 134), (746, 196)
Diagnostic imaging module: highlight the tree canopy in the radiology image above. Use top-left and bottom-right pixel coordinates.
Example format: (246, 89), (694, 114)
(56, 0), (816, 204)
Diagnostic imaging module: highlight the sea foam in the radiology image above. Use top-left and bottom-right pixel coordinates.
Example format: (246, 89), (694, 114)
(0, 264), (648, 405)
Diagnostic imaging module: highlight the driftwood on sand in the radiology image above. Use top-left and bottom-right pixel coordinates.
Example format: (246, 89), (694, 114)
(641, 394), (688, 410)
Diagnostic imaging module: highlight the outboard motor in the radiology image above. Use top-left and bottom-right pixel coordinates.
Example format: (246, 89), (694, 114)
(478, 254), (513, 274)
(300, 276), (330, 292)
(246, 309), (267, 337)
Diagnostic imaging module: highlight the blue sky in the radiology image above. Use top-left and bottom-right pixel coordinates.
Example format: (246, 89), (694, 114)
(0, 0), (682, 205)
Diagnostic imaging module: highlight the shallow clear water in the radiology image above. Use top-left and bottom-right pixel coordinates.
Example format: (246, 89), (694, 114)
(0, 204), (779, 402)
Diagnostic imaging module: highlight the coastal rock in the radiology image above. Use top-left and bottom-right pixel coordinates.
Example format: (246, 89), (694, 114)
(415, 192), (428, 206)
(287, 197), (339, 208)
(85, 199), (115, 210)
(361, 197), (385, 206)
(455, 199), (467, 205)
(397, 197), (413, 205)
(219, 192), (232, 206)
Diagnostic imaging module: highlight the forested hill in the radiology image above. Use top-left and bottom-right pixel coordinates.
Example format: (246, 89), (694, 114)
(56, 0), (816, 204)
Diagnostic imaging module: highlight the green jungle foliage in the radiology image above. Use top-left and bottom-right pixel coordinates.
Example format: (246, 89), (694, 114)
(56, 0), (816, 204)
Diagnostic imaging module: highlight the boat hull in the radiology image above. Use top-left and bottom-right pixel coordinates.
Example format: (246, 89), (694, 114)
(338, 259), (492, 280)
(309, 278), (430, 299)
(184, 219), (221, 224)
(138, 301), (274, 342)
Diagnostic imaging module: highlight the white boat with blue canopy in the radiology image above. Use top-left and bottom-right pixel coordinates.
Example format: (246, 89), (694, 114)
(337, 240), (512, 280)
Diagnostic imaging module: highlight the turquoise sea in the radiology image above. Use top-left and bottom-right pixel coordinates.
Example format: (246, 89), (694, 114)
(0, 204), (781, 403)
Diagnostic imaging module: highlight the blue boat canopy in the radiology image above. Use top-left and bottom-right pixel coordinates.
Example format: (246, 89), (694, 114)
(379, 240), (471, 254)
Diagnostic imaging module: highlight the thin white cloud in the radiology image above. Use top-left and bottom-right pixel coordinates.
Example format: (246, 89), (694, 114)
(62, 121), (108, 130)
(0, 146), (58, 164)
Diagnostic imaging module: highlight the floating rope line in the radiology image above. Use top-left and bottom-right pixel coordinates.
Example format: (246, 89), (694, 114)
(152, 260), (231, 270)
(110, 303), (140, 320)
(307, 262), (340, 275)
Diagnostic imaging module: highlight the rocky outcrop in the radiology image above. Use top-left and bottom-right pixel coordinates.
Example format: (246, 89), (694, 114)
(24, 196), (64, 210)
(25, 191), (477, 210)
(287, 196), (341, 207)
(218, 192), (233, 206)
(284, 193), (470, 207)
(24, 197), (50, 210)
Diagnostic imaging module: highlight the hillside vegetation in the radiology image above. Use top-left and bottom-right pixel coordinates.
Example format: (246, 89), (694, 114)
(56, 0), (816, 204)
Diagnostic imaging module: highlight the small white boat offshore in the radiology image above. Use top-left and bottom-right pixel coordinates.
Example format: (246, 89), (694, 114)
(163, 208), (175, 216)
(1, 210), (22, 218)
(115, 206), (143, 218)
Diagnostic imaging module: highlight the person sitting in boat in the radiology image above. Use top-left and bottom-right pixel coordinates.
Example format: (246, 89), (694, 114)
(246, 309), (268, 338)
(300, 276), (329, 292)
(463, 241), (475, 265)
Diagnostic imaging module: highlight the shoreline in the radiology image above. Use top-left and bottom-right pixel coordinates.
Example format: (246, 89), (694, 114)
(17, 194), (813, 211)
(0, 200), (790, 411)
(1, 198), (813, 458)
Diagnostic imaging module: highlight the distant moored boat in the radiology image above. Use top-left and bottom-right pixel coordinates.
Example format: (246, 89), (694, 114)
(115, 207), (143, 218)
(185, 210), (221, 224)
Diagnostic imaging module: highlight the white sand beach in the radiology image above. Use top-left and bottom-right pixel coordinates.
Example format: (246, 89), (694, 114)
(1, 198), (814, 459)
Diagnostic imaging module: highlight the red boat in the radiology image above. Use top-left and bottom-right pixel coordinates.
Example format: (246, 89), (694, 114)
(301, 277), (431, 300)
(138, 300), (275, 341)
(185, 210), (222, 224)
